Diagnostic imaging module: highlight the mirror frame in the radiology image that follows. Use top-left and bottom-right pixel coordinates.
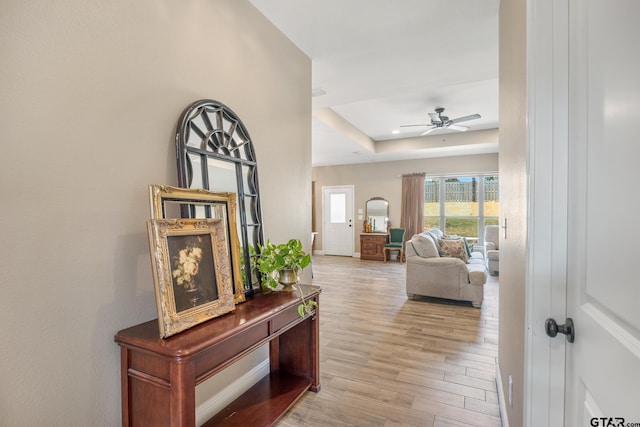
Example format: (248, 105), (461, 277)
(175, 99), (264, 296)
(365, 197), (389, 233)
(148, 184), (246, 304)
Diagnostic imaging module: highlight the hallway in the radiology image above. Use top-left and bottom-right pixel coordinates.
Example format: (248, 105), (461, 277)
(276, 255), (500, 427)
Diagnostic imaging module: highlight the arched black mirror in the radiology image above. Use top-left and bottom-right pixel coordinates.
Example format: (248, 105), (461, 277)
(176, 99), (263, 295)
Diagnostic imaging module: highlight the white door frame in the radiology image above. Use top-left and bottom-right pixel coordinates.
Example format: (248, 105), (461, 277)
(524, 0), (569, 425)
(321, 185), (355, 257)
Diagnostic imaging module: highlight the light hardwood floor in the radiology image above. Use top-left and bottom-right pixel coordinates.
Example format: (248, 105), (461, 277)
(276, 255), (501, 427)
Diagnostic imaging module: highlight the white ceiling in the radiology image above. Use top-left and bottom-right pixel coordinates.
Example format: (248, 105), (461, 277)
(249, 0), (500, 167)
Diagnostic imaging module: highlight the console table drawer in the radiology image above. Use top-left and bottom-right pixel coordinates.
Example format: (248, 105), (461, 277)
(271, 304), (302, 334)
(195, 322), (269, 381)
(271, 296), (318, 334)
(129, 348), (170, 381)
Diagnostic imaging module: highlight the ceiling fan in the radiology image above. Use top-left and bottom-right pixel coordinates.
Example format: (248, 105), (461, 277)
(401, 107), (481, 136)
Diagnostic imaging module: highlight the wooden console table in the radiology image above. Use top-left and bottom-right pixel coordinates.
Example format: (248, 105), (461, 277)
(360, 233), (389, 261)
(114, 285), (320, 426)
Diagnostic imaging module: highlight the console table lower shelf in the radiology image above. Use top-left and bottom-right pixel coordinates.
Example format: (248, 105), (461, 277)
(203, 372), (309, 426)
(114, 285), (320, 427)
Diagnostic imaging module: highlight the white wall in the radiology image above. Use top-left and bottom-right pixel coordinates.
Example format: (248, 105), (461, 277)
(0, 1), (311, 424)
(312, 153), (499, 253)
(498, 0), (528, 425)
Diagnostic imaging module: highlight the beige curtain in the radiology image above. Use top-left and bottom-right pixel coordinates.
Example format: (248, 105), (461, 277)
(400, 173), (426, 239)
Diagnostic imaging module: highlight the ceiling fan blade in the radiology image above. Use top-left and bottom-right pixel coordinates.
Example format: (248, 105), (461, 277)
(448, 124), (469, 132)
(400, 124), (429, 128)
(450, 113), (481, 124)
(428, 112), (442, 124)
(421, 127), (437, 136)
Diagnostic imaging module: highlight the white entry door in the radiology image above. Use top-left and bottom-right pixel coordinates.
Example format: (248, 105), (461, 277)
(322, 186), (354, 256)
(563, 0), (640, 424)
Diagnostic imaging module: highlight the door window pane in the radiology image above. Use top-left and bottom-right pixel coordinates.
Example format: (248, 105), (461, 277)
(424, 178), (440, 217)
(485, 218), (500, 226)
(444, 177), (478, 217)
(445, 218), (479, 238)
(424, 217), (439, 231)
(330, 193), (346, 223)
(484, 176), (500, 217)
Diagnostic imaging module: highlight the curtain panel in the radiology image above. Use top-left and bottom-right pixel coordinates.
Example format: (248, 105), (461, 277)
(400, 173), (426, 239)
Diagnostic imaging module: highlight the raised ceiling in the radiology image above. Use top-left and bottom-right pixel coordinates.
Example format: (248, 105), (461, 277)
(249, 0), (500, 166)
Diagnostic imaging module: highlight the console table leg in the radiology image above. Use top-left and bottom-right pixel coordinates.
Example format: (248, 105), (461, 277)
(170, 362), (195, 426)
(120, 347), (131, 427)
(270, 336), (280, 373)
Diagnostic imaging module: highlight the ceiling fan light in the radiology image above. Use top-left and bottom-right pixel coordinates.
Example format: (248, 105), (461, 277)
(312, 87), (327, 97)
(402, 107), (480, 135)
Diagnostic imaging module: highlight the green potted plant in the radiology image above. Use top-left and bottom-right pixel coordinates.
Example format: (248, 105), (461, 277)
(256, 239), (318, 317)
(257, 239), (311, 291)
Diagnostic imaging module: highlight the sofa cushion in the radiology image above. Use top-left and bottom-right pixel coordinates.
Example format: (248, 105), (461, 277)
(438, 239), (469, 263)
(411, 234), (439, 258)
(469, 251), (484, 260)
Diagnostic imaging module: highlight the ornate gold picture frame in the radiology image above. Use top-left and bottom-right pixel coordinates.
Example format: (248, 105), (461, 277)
(148, 184), (246, 304)
(147, 218), (235, 338)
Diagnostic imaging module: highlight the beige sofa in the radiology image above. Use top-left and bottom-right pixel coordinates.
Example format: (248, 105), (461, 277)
(405, 229), (488, 308)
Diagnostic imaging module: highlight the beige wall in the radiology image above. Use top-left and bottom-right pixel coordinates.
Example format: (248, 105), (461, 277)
(0, 1), (310, 424)
(498, 0), (528, 425)
(312, 153), (498, 253)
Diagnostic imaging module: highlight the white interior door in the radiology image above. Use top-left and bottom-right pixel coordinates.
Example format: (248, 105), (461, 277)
(322, 186), (354, 256)
(563, 0), (640, 424)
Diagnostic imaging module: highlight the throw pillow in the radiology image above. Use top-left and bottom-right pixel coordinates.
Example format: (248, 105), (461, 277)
(463, 237), (472, 258)
(442, 234), (472, 258)
(438, 239), (468, 263)
(411, 234), (439, 258)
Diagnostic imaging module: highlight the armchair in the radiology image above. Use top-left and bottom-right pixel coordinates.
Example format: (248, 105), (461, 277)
(484, 225), (499, 275)
(384, 228), (406, 263)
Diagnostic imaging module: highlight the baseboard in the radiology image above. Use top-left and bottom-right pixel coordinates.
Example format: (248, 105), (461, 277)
(495, 361), (509, 427)
(195, 359), (270, 425)
(312, 251), (360, 258)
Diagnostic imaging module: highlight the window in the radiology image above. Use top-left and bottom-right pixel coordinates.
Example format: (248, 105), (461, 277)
(424, 175), (499, 243)
(424, 178), (440, 229)
(329, 193), (346, 223)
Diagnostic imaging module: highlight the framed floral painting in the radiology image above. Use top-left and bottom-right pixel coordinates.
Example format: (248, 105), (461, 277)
(148, 184), (246, 304)
(147, 218), (235, 338)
